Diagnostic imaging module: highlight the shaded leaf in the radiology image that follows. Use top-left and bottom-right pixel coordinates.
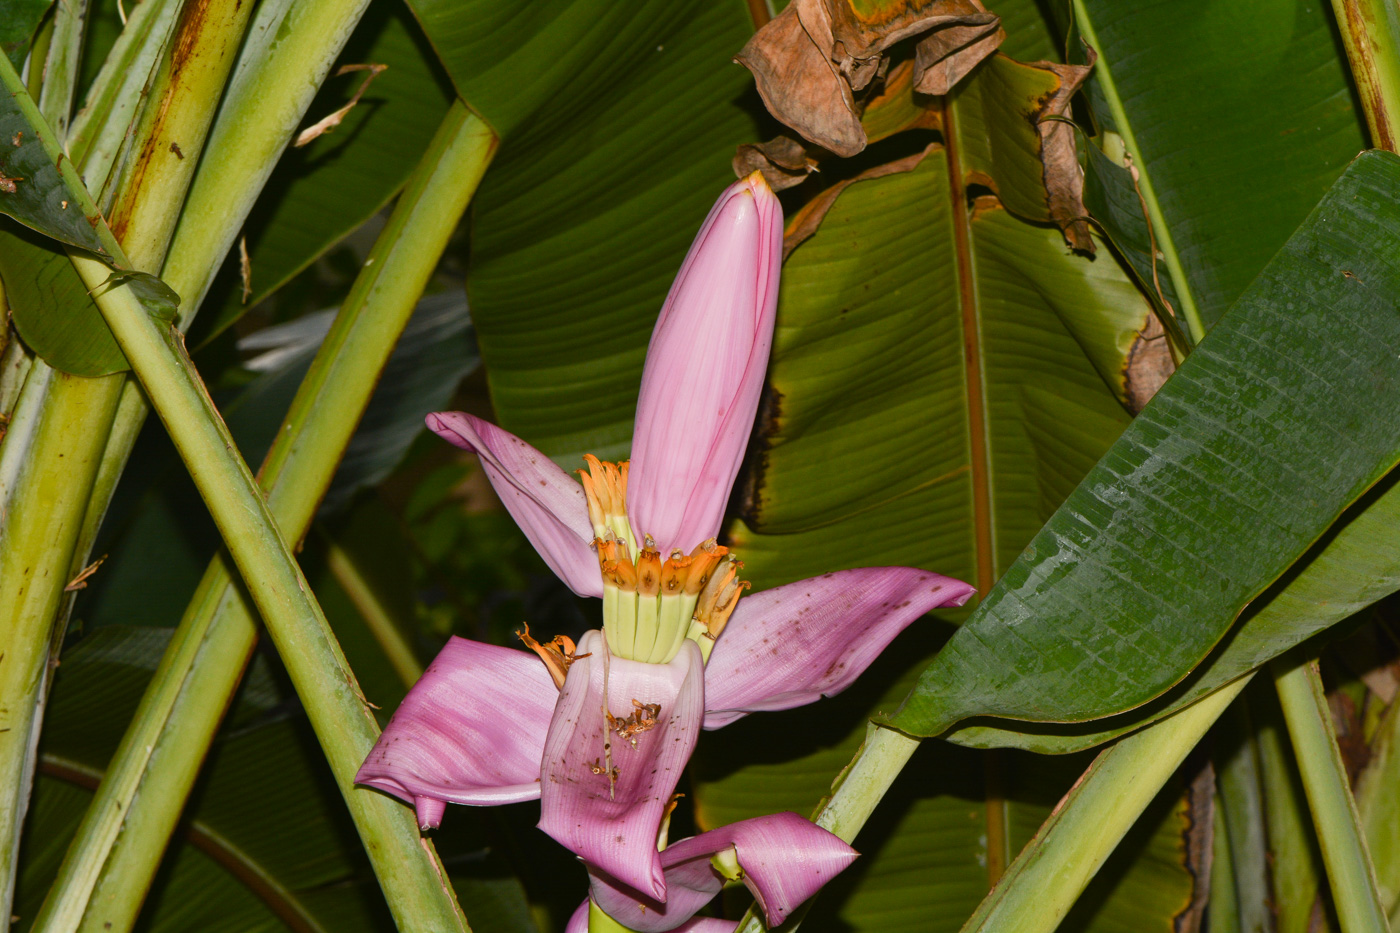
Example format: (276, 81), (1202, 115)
(77, 290), (478, 629)
(0, 220), (128, 374)
(948, 468), (1400, 753)
(414, 0), (767, 463)
(0, 0), (53, 68)
(0, 228), (180, 376)
(232, 288), (478, 513)
(1074, 0), (1367, 330)
(891, 151), (1400, 738)
(0, 54), (108, 253)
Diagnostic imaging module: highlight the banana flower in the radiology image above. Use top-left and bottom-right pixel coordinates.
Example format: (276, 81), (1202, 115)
(356, 174), (973, 918)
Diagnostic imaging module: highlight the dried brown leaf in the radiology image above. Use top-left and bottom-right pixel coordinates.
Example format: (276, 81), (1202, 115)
(1175, 755), (1214, 933)
(1031, 49), (1096, 252)
(1123, 307), (1174, 415)
(737, 0), (1001, 158)
(733, 136), (819, 192)
(736, 0), (865, 157)
(238, 235), (252, 304)
(782, 143), (938, 259)
(913, 14), (1004, 95)
(825, 0), (997, 79)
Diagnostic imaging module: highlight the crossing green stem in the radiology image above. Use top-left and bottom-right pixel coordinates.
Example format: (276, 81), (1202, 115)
(34, 101), (494, 933)
(1272, 657), (1390, 933)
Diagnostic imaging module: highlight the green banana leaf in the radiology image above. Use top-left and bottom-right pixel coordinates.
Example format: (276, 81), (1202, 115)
(1072, 0), (1366, 333)
(0, 0), (51, 67)
(892, 150), (1400, 739)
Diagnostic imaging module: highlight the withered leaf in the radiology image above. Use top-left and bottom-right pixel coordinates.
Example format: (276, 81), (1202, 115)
(913, 13), (1004, 95)
(737, 0), (1002, 158)
(1032, 50), (1096, 252)
(1123, 307), (1175, 415)
(733, 135), (818, 192)
(736, 0), (864, 157)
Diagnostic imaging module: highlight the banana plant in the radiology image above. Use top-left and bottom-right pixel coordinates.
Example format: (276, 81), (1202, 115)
(2, 0), (1400, 932)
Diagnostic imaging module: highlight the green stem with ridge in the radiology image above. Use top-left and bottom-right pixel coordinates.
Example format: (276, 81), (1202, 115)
(1272, 657), (1390, 933)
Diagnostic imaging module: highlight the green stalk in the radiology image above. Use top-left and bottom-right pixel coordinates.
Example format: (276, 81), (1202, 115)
(162, 0), (375, 318)
(0, 3), (258, 921)
(1214, 699), (1273, 932)
(35, 0), (90, 140)
(106, 0), (259, 271)
(0, 9), (156, 919)
(2, 4), (375, 910)
(1328, 0), (1400, 150)
(1071, 0), (1205, 343)
(322, 528), (425, 687)
(0, 306), (33, 419)
(72, 231), (475, 928)
(0, 370), (121, 931)
(956, 678), (1248, 933)
(732, 681), (1246, 933)
(65, 0), (182, 189)
(1272, 658), (1390, 933)
(34, 102), (494, 933)
(1257, 684), (1328, 933)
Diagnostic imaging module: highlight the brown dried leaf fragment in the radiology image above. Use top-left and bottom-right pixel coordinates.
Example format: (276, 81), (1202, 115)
(64, 555), (108, 592)
(1031, 49), (1097, 252)
(1123, 308), (1174, 415)
(734, 135), (818, 192)
(294, 64), (388, 148)
(783, 143), (938, 259)
(238, 236), (252, 304)
(913, 10), (1004, 95)
(737, 0), (864, 157)
(736, 0), (1001, 158)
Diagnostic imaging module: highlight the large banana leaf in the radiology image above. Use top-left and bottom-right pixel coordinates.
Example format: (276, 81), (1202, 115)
(692, 100), (1178, 930)
(1073, 0), (1367, 332)
(891, 150), (1400, 738)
